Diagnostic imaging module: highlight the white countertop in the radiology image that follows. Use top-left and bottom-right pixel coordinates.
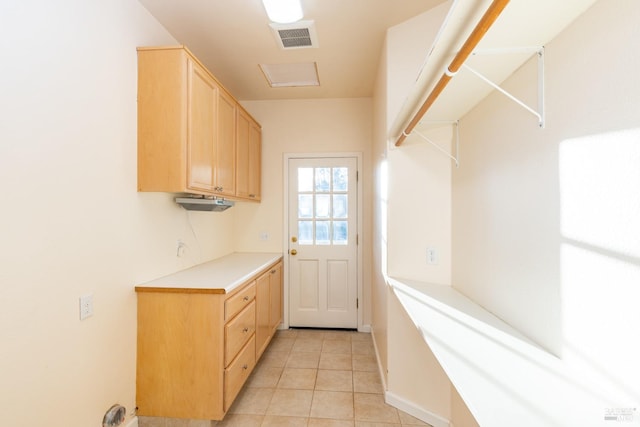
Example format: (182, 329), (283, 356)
(136, 252), (282, 294)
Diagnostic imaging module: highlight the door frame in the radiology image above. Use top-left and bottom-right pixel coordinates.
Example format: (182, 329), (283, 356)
(282, 152), (364, 331)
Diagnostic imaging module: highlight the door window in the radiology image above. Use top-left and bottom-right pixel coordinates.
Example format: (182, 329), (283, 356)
(296, 167), (349, 246)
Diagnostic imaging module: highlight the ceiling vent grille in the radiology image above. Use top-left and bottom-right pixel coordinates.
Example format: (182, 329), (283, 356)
(270, 20), (319, 50)
(279, 28), (312, 48)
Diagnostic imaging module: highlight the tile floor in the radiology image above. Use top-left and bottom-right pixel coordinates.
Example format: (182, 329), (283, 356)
(140, 329), (432, 427)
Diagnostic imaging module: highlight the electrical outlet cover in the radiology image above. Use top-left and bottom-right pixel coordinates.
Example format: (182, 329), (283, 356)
(79, 294), (94, 320)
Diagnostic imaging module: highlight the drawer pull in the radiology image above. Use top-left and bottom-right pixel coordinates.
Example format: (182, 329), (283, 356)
(243, 296), (249, 301)
(242, 364), (248, 370)
(271, 269), (276, 274)
(243, 327), (249, 333)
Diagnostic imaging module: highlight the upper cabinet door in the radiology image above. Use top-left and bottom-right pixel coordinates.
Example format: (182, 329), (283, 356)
(235, 109), (251, 199)
(248, 121), (262, 201)
(187, 59), (217, 193)
(215, 90), (236, 196)
(235, 108), (262, 201)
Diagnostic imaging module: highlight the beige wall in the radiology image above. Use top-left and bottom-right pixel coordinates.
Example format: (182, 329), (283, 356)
(371, 37), (390, 383)
(387, 290), (451, 419)
(371, 4), (455, 423)
(236, 98), (373, 327)
(454, 0), (639, 416)
(384, 3), (452, 286)
(451, 388), (480, 427)
(0, 1), (238, 425)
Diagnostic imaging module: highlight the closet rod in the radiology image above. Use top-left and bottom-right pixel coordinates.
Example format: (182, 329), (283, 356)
(395, 0), (510, 147)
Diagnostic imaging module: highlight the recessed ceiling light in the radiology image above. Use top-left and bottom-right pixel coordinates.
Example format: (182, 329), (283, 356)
(261, 0), (303, 24)
(259, 62), (320, 88)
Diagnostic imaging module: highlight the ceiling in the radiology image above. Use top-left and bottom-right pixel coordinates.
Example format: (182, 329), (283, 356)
(137, 0), (446, 101)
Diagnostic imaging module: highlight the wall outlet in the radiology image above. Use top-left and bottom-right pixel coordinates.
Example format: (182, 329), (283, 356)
(259, 232), (270, 241)
(79, 293), (94, 320)
(427, 247), (438, 265)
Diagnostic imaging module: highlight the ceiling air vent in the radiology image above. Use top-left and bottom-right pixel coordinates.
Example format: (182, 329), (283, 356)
(270, 20), (319, 50)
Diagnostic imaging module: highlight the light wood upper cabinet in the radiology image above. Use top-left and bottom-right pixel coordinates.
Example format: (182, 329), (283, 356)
(187, 59), (217, 192)
(137, 46), (260, 200)
(215, 89), (236, 196)
(236, 108), (262, 201)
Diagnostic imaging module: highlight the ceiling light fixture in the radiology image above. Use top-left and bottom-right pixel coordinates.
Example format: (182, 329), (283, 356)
(262, 0), (303, 24)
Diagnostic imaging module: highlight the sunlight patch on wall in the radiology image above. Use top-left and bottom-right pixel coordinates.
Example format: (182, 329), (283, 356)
(559, 127), (640, 406)
(379, 159), (389, 277)
(559, 128), (640, 258)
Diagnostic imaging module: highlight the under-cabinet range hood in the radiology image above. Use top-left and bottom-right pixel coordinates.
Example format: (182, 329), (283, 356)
(175, 196), (235, 212)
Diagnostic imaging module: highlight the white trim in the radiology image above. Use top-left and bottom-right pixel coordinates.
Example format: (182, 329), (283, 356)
(124, 416), (138, 427)
(385, 391), (451, 427)
(371, 327), (388, 391)
(282, 152), (364, 331)
(359, 323), (371, 333)
(373, 325), (450, 427)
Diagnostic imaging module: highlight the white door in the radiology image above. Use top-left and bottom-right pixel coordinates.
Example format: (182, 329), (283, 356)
(288, 157), (358, 328)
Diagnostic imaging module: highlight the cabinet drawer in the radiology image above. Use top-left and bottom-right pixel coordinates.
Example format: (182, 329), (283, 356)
(224, 335), (256, 412)
(225, 281), (256, 321)
(225, 300), (256, 365)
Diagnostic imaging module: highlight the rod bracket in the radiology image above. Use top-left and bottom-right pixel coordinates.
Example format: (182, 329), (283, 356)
(464, 46), (545, 128)
(406, 121), (460, 168)
(444, 67), (458, 77)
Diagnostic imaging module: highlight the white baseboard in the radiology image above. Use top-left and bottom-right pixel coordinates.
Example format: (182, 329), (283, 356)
(125, 416), (138, 427)
(370, 328), (448, 427)
(370, 328), (388, 391)
(385, 391), (450, 427)
(359, 323), (371, 333)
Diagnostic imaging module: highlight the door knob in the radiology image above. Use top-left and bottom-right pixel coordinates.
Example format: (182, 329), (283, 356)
(291, 236), (298, 242)
(290, 249), (297, 255)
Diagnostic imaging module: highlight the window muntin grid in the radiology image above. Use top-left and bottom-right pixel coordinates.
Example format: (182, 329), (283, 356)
(297, 167), (349, 245)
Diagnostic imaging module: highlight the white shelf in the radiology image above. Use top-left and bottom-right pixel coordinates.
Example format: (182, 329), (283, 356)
(390, 0), (598, 140)
(387, 276), (636, 427)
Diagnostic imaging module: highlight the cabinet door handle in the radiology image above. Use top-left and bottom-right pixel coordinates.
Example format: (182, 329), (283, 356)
(249, 194), (256, 198)
(243, 296), (250, 301)
(242, 364), (248, 370)
(270, 269), (276, 274)
(242, 327), (249, 333)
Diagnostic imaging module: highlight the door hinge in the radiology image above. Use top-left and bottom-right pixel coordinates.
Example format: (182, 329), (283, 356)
(356, 234), (359, 245)
(356, 170), (359, 182)
(357, 298), (359, 309)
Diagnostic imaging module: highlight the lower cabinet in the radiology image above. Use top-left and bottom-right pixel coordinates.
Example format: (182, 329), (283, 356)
(255, 261), (283, 358)
(224, 335), (256, 412)
(135, 259), (282, 421)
